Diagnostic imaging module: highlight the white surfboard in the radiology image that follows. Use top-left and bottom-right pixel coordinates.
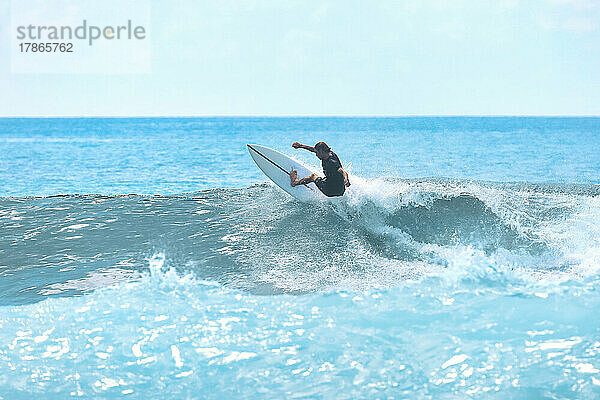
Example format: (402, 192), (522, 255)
(247, 144), (325, 201)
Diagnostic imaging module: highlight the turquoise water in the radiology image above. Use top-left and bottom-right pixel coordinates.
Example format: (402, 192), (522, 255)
(1, 117), (600, 398)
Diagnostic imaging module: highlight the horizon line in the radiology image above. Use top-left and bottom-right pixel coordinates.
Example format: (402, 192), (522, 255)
(1, 114), (600, 118)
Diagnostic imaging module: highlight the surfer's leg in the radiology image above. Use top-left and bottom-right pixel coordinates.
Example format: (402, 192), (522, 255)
(291, 171), (318, 187)
(297, 173), (318, 185)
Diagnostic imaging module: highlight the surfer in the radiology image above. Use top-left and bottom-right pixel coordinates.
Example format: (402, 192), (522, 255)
(290, 141), (350, 197)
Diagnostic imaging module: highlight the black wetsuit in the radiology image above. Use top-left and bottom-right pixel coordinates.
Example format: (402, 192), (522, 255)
(315, 152), (346, 197)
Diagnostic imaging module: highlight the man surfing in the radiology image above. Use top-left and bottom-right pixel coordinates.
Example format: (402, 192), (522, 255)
(290, 141), (350, 197)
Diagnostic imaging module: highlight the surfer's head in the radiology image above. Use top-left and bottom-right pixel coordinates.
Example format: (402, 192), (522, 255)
(314, 142), (331, 159)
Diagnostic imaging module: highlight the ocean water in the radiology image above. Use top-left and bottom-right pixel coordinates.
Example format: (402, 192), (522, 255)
(1, 117), (600, 398)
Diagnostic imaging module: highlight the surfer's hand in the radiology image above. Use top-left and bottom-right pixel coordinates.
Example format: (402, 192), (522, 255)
(292, 142), (301, 149)
(345, 179), (351, 187)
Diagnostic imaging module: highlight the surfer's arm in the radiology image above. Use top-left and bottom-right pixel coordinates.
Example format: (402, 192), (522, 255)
(292, 142), (316, 153)
(339, 168), (351, 187)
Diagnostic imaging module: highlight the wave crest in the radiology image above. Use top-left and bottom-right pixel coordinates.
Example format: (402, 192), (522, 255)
(1, 178), (599, 304)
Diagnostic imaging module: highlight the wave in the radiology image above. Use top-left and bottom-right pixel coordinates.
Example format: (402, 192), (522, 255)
(1, 178), (599, 305)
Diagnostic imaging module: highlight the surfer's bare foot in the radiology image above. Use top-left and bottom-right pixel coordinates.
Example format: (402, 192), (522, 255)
(290, 170), (298, 186)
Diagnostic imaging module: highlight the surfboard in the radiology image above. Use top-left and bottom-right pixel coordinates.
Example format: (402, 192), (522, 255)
(247, 144), (325, 201)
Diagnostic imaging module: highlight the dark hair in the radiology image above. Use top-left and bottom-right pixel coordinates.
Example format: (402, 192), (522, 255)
(314, 142), (330, 152)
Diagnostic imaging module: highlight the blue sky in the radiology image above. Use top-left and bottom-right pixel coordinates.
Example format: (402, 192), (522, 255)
(1, 0), (599, 116)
